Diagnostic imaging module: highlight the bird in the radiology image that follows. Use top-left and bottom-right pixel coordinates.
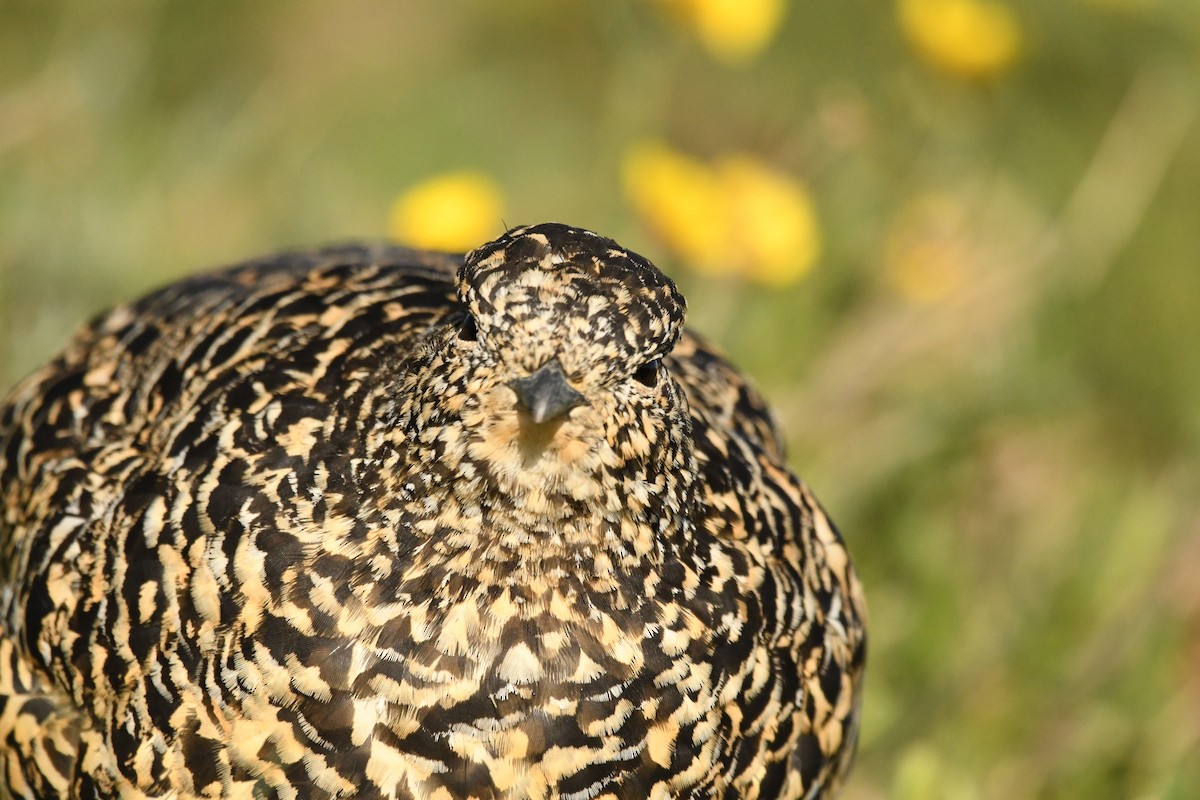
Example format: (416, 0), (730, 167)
(0, 223), (866, 800)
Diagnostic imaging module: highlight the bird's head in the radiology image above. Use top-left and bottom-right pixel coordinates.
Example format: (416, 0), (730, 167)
(397, 223), (696, 520)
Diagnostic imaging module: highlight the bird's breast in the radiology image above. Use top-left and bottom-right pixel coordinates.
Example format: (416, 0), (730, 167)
(297, 582), (730, 799)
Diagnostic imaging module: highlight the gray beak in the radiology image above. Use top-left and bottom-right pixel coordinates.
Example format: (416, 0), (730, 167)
(510, 359), (585, 424)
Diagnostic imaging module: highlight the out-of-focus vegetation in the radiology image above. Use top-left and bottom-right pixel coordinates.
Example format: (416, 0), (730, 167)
(2, 2), (1199, 797)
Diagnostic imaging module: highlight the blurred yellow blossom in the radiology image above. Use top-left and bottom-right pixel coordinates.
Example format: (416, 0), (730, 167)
(885, 193), (971, 304)
(651, 0), (787, 64)
(622, 141), (820, 286)
(389, 171), (503, 252)
(898, 0), (1021, 79)
(621, 142), (724, 270)
(721, 157), (821, 286)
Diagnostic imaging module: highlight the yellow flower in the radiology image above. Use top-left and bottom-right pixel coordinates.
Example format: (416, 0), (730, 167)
(720, 157), (821, 286)
(622, 141), (820, 285)
(651, 0), (787, 64)
(884, 193), (970, 304)
(622, 142), (724, 272)
(389, 171), (504, 252)
(898, 0), (1021, 79)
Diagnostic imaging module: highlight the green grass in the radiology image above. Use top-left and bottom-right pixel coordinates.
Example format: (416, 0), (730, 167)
(3, 2), (1199, 797)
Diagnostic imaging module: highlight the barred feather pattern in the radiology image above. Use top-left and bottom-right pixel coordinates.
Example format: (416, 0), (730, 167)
(0, 223), (866, 799)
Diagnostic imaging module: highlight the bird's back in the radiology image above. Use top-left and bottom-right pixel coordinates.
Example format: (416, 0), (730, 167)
(0, 228), (865, 799)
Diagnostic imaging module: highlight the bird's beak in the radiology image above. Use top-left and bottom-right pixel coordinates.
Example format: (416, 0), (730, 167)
(510, 358), (585, 424)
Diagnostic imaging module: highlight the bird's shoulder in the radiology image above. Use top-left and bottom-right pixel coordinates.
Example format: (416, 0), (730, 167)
(667, 330), (802, 555)
(0, 244), (462, 584)
(1, 244), (460, 458)
(667, 332), (867, 795)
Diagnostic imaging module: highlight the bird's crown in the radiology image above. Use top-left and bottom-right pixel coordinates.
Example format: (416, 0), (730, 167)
(457, 223), (686, 382)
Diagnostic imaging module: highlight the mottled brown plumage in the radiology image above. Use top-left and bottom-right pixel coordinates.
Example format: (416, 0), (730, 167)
(0, 223), (866, 799)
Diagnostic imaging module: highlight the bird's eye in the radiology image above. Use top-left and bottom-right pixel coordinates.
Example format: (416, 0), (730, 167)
(632, 359), (660, 388)
(458, 316), (478, 343)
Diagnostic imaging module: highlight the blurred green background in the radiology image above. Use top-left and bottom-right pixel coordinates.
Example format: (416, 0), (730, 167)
(2, 1), (1199, 797)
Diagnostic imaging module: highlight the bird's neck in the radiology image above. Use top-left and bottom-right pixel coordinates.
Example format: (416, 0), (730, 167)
(381, 426), (700, 594)
(423, 464), (695, 569)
